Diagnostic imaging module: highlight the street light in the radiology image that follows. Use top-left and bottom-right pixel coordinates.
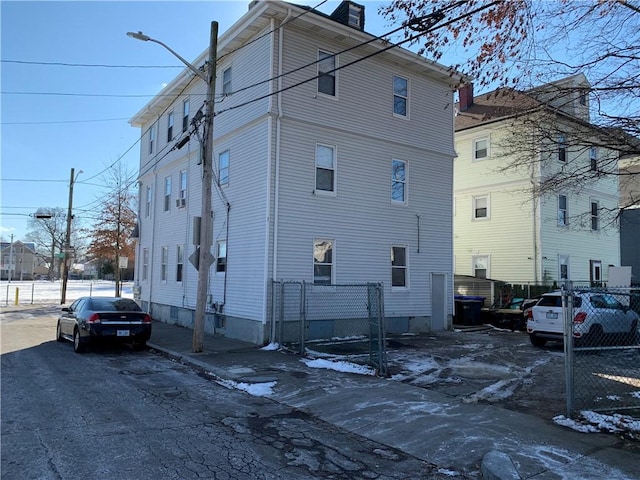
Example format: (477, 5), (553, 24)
(61, 168), (83, 304)
(127, 22), (218, 353)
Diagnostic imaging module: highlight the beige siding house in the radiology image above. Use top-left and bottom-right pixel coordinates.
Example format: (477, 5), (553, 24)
(130, 0), (464, 344)
(454, 74), (621, 287)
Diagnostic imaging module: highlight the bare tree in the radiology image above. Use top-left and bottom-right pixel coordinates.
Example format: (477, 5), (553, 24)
(85, 165), (137, 296)
(382, 0), (640, 205)
(26, 207), (67, 279)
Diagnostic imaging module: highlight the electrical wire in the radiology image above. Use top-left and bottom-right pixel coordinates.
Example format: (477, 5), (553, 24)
(2, 117), (132, 125)
(1, 59), (183, 68)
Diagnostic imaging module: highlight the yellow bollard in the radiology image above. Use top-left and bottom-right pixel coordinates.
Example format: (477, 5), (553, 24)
(14, 288), (19, 306)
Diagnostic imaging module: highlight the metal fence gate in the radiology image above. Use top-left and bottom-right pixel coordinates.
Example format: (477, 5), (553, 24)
(270, 281), (387, 375)
(562, 284), (640, 416)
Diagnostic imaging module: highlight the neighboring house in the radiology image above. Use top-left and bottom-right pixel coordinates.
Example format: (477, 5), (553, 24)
(129, 0), (463, 344)
(453, 74), (621, 287)
(619, 156), (640, 283)
(0, 241), (43, 280)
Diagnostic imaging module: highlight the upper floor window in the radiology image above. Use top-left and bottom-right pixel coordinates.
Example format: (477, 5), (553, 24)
(182, 99), (190, 133)
(590, 200), (599, 230)
(179, 170), (187, 200)
(216, 241), (227, 273)
(176, 244), (184, 282)
(313, 239), (333, 285)
(393, 75), (408, 117)
(473, 195), (489, 220)
(145, 185), (152, 217)
(167, 112), (174, 142)
(315, 144), (336, 193)
(474, 137), (489, 160)
(558, 194), (568, 226)
(348, 4), (362, 28)
(164, 176), (171, 212)
(149, 125), (156, 154)
(222, 67), (232, 96)
(579, 90), (587, 106)
(318, 50), (336, 96)
(391, 245), (408, 288)
(391, 159), (407, 204)
(219, 150), (229, 186)
(590, 146), (597, 171)
(558, 134), (567, 162)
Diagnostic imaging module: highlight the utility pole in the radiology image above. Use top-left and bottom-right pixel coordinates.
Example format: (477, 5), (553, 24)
(127, 21), (218, 352)
(8, 234), (14, 283)
(193, 22), (218, 352)
(61, 168), (82, 304)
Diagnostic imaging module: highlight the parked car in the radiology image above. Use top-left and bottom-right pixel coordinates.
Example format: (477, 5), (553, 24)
(56, 297), (152, 353)
(526, 291), (639, 347)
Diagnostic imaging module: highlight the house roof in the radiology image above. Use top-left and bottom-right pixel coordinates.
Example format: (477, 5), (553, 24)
(455, 87), (543, 132)
(130, 0), (465, 127)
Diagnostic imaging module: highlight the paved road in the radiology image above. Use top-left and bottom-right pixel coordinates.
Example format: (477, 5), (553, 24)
(1, 308), (461, 479)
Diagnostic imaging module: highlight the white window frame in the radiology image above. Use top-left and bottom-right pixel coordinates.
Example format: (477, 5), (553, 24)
(315, 143), (336, 195)
(590, 259), (602, 285)
(216, 240), (227, 273)
(218, 150), (229, 186)
(590, 199), (599, 231)
(145, 185), (152, 218)
(313, 239), (334, 285)
(472, 255), (489, 279)
(182, 98), (189, 133)
(222, 67), (232, 96)
(160, 246), (168, 282)
(176, 244), (184, 282)
(317, 50), (337, 97)
(149, 124), (156, 154)
(179, 170), (187, 200)
(393, 75), (408, 117)
(348, 4), (362, 28)
(391, 159), (407, 204)
(391, 245), (408, 289)
(473, 136), (489, 160)
(142, 248), (149, 281)
(558, 194), (568, 226)
(164, 176), (171, 212)
(167, 111), (174, 142)
(558, 134), (567, 162)
(472, 195), (489, 220)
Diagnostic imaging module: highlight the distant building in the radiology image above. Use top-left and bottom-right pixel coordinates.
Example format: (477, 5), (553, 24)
(454, 74), (620, 286)
(0, 241), (46, 280)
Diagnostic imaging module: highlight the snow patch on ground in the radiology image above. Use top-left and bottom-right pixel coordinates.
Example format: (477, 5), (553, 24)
(216, 378), (277, 397)
(301, 358), (377, 375)
(554, 410), (640, 438)
(260, 342), (279, 351)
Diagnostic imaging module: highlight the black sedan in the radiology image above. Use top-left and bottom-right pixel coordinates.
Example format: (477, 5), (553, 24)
(56, 297), (152, 353)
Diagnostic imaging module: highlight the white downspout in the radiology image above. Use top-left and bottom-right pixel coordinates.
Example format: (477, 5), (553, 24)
(531, 126), (540, 285)
(268, 10), (291, 343)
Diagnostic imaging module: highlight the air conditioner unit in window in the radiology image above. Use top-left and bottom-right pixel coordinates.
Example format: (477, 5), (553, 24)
(175, 198), (186, 208)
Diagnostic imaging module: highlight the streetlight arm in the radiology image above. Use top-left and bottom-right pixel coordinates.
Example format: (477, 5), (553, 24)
(126, 31), (208, 83)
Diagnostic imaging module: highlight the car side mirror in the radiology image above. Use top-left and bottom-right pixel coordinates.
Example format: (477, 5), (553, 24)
(61, 307), (70, 312)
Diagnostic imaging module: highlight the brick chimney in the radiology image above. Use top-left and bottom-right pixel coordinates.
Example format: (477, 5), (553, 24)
(458, 83), (474, 112)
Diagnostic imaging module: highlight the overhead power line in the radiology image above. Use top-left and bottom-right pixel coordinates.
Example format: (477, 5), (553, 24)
(1, 59), (183, 68)
(2, 117), (131, 125)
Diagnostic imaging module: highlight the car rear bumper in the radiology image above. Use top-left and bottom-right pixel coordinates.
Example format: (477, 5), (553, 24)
(86, 324), (152, 342)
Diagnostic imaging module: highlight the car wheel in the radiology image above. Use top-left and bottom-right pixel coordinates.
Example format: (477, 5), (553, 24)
(73, 328), (85, 354)
(585, 324), (603, 347)
(529, 334), (546, 347)
(626, 319), (638, 345)
(56, 322), (64, 342)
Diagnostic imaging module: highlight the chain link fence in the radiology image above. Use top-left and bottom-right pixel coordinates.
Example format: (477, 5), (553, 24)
(269, 281), (387, 375)
(562, 284), (640, 416)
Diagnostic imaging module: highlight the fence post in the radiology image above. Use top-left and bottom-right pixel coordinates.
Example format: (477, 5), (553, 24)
(31, 283), (35, 304)
(278, 281), (284, 348)
(299, 281), (306, 355)
(14, 288), (19, 305)
(562, 281), (574, 416)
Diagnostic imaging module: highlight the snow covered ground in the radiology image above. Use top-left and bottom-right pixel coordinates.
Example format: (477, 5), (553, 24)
(1, 280), (133, 306)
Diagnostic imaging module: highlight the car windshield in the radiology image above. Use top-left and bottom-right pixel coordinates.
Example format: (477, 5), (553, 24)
(589, 294), (623, 310)
(90, 298), (141, 312)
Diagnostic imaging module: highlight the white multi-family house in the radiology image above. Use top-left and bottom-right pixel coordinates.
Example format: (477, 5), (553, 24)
(453, 74), (620, 287)
(130, 0), (463, 344)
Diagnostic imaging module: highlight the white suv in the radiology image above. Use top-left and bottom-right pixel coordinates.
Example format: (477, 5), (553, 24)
(526, 291), (639, 347)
